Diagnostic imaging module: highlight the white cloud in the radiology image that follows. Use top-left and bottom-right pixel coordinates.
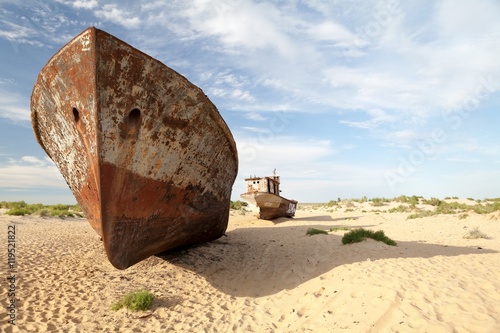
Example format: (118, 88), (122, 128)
(308, 20), (360, 45)
(240, 127), (269, 135)
(0, 86), (30, 122)
(182, 0), (299, 56)
(230, 89), (254, 102)
(0, 156), (67, 189)
(236, 134), (333, 167)
(73, 0), (98, 9)
(94, 4), (141, 28)
(0, 20), (44, 46)
(244, 112), (267, 121)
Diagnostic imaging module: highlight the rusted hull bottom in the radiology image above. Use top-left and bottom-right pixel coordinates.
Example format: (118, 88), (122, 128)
(83, 163), (229, 269)
(241, 192), (297, 220)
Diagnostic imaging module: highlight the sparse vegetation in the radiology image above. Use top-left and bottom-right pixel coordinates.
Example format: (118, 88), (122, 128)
(463, 227), (489, 239)
(407, 210), (436, 219)
(342, 228), (397, 246)
(230, 200), (248, 210)
(0, 201), (84, 218)
(325, 200), (338, 207)
(388, 205), (412, 213)
(370, 197), (389, 207)
(472, 201), (500, 214)
(422, 197), (442, 206)
(330, 227), (349, 232)
(306, 228), (328, 236)
(407, 199), (500, 219)
(111, 290), (154, 311)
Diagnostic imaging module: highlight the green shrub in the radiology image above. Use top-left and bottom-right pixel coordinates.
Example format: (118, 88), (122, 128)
(370, 198), (389, 207)
(422, 197), (442, 206)
(36, 208), (51, 217)
(2, 201), (84, 218)
(111, 290), (154, 311)
(306, 228), (328, 236)
(230, 200), (248, 210)
(394, 195), (409, 203)
(1, 201), (27, 209)
(330, 227), (349, 232)
(342, 228), (397, 246)
(407, 210), (436, 219)
(325, 200), (337, 207)
(6, 208), (31, 216)
(473, 202), (500, 214)
(388, 205), (411, 213)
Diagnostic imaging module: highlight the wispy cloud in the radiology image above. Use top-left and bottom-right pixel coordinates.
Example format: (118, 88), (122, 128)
(0, 156), (67, 189)
(72, 0), (98, 10)
(0, 85), (30, 122)
(244, 113), (268, 121)
(94, 4), (141, 28)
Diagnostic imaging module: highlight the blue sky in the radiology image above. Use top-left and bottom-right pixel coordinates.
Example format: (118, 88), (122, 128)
(1, 0), (500, 204)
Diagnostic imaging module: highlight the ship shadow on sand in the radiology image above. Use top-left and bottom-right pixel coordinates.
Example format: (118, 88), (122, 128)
(157, 219), (496, 298)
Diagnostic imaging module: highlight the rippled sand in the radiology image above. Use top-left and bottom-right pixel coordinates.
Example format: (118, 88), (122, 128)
(1, 201), (499, 332)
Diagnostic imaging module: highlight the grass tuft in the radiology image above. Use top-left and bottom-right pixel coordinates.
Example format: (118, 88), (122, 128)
(111, 290), (154, 311)
(463, 227), (489, 239)
(330, 226), (349, 232)
(306, 228), (328, 236)
(342, 228), (397, 246)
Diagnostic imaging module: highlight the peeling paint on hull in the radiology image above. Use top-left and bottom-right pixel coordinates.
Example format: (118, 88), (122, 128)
(30, 27), (238, 269)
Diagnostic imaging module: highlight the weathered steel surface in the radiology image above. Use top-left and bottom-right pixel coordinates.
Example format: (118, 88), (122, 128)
(241, 192), (297, 220)
(240, 176), (297, 220)
(31, 27), (238, 269)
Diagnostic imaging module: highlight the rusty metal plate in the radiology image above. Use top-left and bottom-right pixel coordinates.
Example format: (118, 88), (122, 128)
(31, 27), (238, 269)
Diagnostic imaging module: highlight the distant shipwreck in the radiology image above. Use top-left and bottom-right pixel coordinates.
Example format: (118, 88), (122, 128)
(30, 27), (238, 269)
(240, 171), (297, 220)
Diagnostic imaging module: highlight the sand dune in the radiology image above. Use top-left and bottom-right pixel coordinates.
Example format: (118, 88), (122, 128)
(1, 202), (499, 332)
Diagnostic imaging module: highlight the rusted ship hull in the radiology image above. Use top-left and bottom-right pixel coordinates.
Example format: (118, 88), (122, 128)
(30, 27), (238, 269)
(241, 192), (297, 220)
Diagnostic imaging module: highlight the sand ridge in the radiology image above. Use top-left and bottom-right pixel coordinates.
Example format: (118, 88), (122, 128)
(1, 202), (499, 332)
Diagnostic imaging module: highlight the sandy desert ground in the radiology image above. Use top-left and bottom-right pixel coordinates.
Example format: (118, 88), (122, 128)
(1, 199), (499, 332)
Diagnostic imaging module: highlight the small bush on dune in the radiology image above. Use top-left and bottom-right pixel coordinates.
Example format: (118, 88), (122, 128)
(230, 200), (248, 210)
(473, 202), (500, 214)
(370, 197), (389, 207)
(325, 200), (337, 207)
(111, 290), (154, 311)
(388, 205), (412, 213)
(422, 197), (442, 206)
(306, 228), (328, 236)
(394, 195), (409, 203)
(463, 227), (489, 239)
(342, 228), (397, 246)
(6, 208), (31, 216)
(407, 210), (435, 219)
(36, 208), (51, 218)
(1, 201), (28, 209)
